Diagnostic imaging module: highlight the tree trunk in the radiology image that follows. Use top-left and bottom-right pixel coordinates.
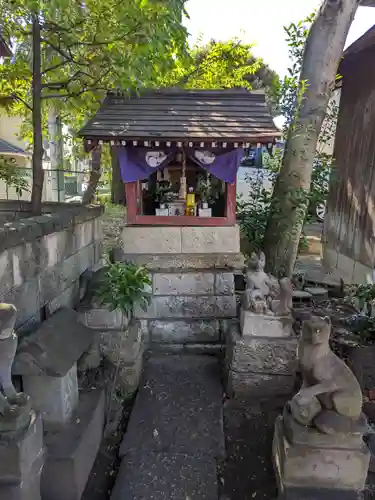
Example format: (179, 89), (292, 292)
(264, 0), (359, 277)
(111, 146), (126, 205)
(82, 147), (102, 205)
(30, 14), (44, 215)
(48, 105), (65, 202)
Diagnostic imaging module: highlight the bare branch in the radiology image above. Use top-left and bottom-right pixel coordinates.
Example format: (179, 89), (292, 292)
(10, 93), (33, 111)
(42, 59), (70, 74)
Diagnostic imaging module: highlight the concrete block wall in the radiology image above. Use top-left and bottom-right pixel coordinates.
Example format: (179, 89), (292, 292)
(0, 204), (104, 334)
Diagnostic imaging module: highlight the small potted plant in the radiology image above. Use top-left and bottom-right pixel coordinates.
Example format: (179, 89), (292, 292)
(155, 182), (173, 210)
(197, 176), (213, 216)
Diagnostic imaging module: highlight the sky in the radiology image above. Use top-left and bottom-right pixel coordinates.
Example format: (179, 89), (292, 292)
(184, 0), (375, 78)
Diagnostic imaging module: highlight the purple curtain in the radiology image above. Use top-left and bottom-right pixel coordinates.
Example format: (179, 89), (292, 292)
(187, 148), (244, 184)
(118, 147), (175, 183)
(118, 146), (244, 184)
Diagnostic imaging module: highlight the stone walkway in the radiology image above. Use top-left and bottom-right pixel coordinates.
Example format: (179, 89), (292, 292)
(110, 354), (225, 500)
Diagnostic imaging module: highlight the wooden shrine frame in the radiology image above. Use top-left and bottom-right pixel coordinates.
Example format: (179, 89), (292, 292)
(125, 181), (236, 226)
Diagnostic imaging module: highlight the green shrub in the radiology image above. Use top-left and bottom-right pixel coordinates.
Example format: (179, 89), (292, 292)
(95, 262), (151, 315)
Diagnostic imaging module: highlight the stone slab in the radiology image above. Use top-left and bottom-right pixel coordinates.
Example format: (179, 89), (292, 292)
(273, 416), (370, 492)
(134, 295), (237, 320)
(240, 310), (293, 338)
(77, 306), (129, 330)
(112, 251), (245, 271)
(119, 355), (225, 459)
(215, 272), (235, 295)
(228, 336), (298, 376)
(304, 287), (329, 299)
(13, 308), (94, 377)
(153, 272), (215, 295)
(41, 388), (105, 500)
(150, 343), (224, 355)
(121, 226), (182, 254)
(149, 319), (220, 344)
(226, 370), (296, 399)
(22, 364), (78, 429)
(111, 451), (218, 500)
(181, 226), (240, 254)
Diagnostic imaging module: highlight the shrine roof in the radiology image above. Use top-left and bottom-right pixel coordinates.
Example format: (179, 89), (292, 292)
(78, 88), (280, 144)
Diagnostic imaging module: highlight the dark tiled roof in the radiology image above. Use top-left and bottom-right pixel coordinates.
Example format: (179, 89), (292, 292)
(78, 89), (280, 143)
(0, 138), (28, 155)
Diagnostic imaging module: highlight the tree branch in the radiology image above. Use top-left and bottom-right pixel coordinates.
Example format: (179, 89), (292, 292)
(42, 59), (70, 75)
(10, 93), (33, 111)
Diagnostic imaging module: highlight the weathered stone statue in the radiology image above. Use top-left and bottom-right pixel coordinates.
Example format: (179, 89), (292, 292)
(273, 314), (370, 496)
(0, 303), (32, 433)
(243, 289), (269, 315)
(289, 315), (364, 435)
(243, 253), (293, 317)
(245, 252), (279, 297)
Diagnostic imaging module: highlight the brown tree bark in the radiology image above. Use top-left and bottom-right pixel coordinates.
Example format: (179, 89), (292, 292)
(264, 0), (359, 277)
(30, 13), (44, 214)
(82, 147), (102, 205)
(111, 146), (126, 205)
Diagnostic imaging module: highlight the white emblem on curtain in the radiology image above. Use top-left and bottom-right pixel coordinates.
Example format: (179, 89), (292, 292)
(145, 151), (167, 168)
(194, 150), (216, 165)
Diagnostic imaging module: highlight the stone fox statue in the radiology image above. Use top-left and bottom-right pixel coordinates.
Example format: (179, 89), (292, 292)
(291, 315), (363, 435)
(0, 304), (30, 422)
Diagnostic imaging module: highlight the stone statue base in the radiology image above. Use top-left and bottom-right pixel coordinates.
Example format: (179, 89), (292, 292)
(273, 413), (370, 498)
(0, 395), (32, 437)
(0, 412), (43, 500)
(240, 309), (293, 338)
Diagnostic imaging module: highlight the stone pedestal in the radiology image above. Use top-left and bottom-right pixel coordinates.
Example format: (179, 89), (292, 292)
(77, 306), (144, 397)
(0, 412), (44, 500)
(41, 390), (105, 500)
(22, 365), (78, 430)
(226, 309), (297, 400)
(115, 225), (242, 352)
(240, 310), (293, 338)
(273, 415), (370, 498)
(13, 308), (104, 500)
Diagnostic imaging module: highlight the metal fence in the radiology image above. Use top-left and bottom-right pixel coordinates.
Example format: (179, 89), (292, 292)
(0, 167), (96, 203)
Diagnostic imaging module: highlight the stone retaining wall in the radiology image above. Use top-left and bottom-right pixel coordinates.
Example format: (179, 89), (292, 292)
(0, 204), (104, 333)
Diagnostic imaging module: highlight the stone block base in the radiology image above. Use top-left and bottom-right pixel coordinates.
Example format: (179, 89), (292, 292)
(273, 416), (370, 495)
(226, 370), (296, 400)
(42, 389), (105, 500)
(240, 310), (293, 338)
(225, 327), (297, 400)
(22, 364), (78, 430)
(0, 412), (44, 500)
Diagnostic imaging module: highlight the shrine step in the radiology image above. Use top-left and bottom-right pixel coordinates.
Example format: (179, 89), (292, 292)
(111, 354), (224, 500)
(144, 318), (229, 354)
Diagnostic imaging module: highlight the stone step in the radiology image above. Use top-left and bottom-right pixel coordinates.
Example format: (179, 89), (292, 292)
(111, 354), (224, 500)
(148, 319), (222, 344)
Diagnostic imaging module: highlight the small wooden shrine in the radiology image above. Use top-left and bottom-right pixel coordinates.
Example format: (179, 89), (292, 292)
(78, 88), (280, 226)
